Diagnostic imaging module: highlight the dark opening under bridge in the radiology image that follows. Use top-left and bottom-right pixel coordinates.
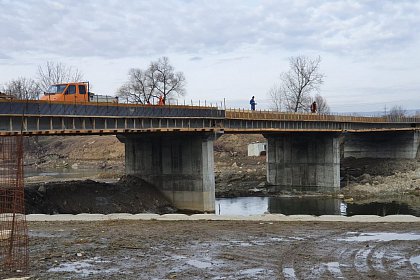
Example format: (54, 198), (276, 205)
(1, 99), (419, 212)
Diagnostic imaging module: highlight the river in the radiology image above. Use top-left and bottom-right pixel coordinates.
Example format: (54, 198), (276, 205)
(215, 196), (420, 216)
(25, 167), (420, 217)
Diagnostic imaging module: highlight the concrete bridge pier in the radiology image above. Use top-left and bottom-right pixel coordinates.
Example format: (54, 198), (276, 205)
(343, 131), (420, 159)
(265, 133), (340, 192)
(118, 132), (220, 212)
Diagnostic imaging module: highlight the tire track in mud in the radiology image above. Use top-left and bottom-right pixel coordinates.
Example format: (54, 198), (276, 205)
(279, 230), (345, 279)
(27, 221), (420, 279)
(122, 226), (420, 279)
(201, 230), (336, 279)
(205, 237), (280, 279)
(344, 238), (420, 279)
(278, 231), (420, 279)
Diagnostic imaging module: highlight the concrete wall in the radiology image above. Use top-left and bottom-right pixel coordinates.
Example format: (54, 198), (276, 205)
(265, 133), (340, 192)
(344, 131), (420, 159)
(119, 133), (217, 212)
(248, 142), (267, 156)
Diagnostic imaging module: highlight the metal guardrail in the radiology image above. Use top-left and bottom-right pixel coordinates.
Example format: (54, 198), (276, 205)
(225, 109), (420, 123)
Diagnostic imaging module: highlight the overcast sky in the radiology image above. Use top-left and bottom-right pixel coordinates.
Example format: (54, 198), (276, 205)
(1, 0), (419, 113)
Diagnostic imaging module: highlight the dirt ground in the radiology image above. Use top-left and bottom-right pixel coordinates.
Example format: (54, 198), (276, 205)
(3, 220), (418, 279)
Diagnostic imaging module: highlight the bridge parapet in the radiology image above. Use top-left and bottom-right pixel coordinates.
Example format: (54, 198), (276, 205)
(0, 100), (225, 136)
(226, 109), (420, 123)
(0, 100), (419, 135)
(223, 109), (420, 133)
(0, 99), (224, 118)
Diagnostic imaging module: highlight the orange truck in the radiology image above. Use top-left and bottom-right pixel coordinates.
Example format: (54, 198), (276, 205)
(40, 82), (118, 103)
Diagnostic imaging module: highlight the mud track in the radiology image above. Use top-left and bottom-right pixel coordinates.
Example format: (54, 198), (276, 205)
(19, 220), (420, 279)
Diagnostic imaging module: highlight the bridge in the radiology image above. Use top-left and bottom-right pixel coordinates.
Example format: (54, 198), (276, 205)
(1, 99), (419, 212)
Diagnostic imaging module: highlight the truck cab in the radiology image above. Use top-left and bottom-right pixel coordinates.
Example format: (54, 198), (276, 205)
(40, 82), (89, 102)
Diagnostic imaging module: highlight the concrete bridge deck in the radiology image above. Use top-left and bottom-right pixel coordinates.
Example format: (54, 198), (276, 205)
(0, 100), (419, 135)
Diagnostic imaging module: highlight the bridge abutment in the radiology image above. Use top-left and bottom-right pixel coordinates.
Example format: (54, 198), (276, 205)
(343, 131), (420, 159)
(118, 133), (219, 212)
(265, 133), (340, 192)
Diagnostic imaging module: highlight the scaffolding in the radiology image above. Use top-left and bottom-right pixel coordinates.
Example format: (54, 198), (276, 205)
(0, 136), (28, 277)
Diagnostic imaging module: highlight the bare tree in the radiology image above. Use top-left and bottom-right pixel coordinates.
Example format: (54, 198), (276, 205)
(267, 84), (283, 111)
(387, 105), (406, 118)
(149, 57), (186, 102)
(313, 94), (330, 114)
(117, 69), (155, 104)
(37, 61), (84, 91)
(271, 55), (325, 112)
(1, 77), (41, 99)
(117, 56), (186, 104)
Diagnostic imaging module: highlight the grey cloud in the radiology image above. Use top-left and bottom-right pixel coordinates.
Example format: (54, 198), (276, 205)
(215, 56), (249, 64)
(0, 0), (419, 59)
(0, 53), (11, 59)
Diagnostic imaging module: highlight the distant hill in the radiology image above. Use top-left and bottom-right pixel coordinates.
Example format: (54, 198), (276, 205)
(333, 109), (420, 117)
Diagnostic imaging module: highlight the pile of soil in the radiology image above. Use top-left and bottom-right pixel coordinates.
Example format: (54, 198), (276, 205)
(339, 157), (420, 198)
(341, 157), (418, 179)
(25, 175), (176, 214)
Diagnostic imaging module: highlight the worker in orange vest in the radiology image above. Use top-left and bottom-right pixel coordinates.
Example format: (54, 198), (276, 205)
(158, 95), (165, 105)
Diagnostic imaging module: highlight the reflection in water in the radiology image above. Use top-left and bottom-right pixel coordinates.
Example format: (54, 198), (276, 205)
(268, 197), (343, 216)
(346, 201), (420, 217)
(216, 197), (269, 216)
(216, 197), (344, 216)
(216, 197), (420, 217)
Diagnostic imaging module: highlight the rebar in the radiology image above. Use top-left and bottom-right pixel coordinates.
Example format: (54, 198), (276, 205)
(0, 135), (28, 277)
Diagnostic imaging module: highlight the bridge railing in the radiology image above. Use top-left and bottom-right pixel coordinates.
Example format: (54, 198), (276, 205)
(1, 99), (419, 124)
(225, 109), (420, 123)
(0, 99), (225, 119)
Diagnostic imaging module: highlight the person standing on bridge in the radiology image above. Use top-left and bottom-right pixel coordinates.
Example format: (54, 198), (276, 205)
(158, 95), (165, 105)
(310, 101), (317, 113)
(250, 96), (256, 111)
